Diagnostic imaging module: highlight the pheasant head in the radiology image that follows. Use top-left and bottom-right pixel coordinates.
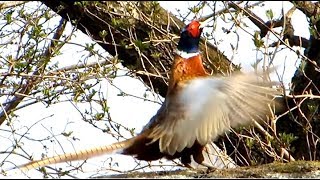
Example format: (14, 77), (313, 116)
(168, 20), (209, 95)
(177, 20), (205, 53)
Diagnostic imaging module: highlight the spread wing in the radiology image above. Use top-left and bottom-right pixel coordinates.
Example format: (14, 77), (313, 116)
(147, 72), (281, 155)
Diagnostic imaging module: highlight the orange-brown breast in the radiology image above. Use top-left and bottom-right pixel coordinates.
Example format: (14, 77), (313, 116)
(167, 54), (208, 96)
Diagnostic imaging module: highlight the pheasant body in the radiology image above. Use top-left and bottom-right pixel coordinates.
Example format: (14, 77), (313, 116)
(6, 19), (281, 174)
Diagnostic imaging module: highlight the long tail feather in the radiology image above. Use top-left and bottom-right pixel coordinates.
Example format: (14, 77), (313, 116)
(5, 137), (136, 175)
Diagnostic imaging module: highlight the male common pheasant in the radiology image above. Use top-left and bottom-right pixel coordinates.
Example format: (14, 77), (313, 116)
(6, 19), (280, 174)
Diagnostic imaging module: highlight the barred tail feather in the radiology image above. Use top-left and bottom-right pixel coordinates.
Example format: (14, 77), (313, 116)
(6, 138), (135, 175)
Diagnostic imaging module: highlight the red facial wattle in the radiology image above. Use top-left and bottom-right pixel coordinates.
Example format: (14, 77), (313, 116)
(186, 20), (202, 38)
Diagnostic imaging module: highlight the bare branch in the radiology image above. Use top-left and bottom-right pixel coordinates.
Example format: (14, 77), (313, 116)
(0, 1), (26, 9)
(228, 2), (309, 48)
(0, 18), (67, 126)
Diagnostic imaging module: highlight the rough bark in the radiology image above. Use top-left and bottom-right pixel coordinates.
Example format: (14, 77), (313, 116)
(279, 1), (320, 161)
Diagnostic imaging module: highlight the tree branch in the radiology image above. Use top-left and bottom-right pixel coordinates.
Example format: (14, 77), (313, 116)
(40, 0), (235, 97)
(0, 1), (26, 9)
(291, 1), (320, 18)
(0, 18), (67, 126)
(228, 2), (309, 48)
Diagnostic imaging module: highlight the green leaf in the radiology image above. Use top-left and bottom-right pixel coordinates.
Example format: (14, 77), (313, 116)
(252, 31), (264, 48)
(99, 30), (108, 39)
(61, 131), (73, 137)
(95, 113), (105, 120)
(266, 9), (274, 20)
(150, 52), (161, 59)
(6, 11), (13, 23)
(278, 132), (298, 146)
(246, 138), (254, 149)
(134, 40), (149, 51)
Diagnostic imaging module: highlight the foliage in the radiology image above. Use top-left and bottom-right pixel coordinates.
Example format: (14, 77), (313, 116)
(0, 1), (319, 179)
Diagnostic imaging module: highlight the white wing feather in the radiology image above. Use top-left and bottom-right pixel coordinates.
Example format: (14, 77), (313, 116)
(148, 72), (280, 155)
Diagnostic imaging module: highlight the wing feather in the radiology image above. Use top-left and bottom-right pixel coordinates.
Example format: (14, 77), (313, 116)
(148, 72), (281, 155)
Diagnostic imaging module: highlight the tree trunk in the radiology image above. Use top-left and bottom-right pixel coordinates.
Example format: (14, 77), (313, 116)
(41, 1), (235, 97)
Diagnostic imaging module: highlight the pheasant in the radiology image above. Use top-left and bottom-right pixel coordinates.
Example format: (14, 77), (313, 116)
(5, 19), (281, 174)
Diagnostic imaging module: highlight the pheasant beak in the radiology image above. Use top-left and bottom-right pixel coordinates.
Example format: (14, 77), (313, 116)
(199, 18), (211, 29)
